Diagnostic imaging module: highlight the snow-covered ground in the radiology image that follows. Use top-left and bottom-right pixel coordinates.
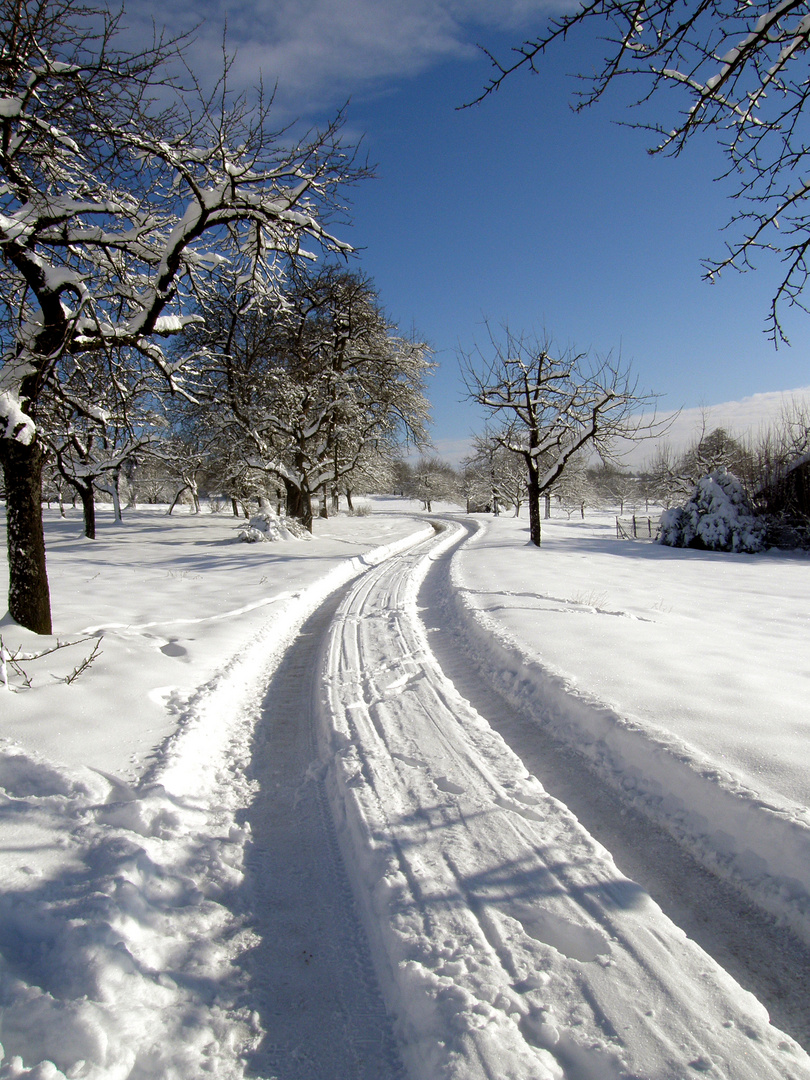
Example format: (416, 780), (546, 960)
(0, 499), (808, 1078)
(450, 512), (810, 945)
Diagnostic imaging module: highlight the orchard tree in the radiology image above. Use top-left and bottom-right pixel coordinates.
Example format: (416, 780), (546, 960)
(462, 326), (659, 546)
(192, 267), (433, 529)
(462, 432), (527, 515)
(680, 426), (755, 488)
(470, 0), (810, 340)
(41, 345), (166, 535)
(407, 457), (460, 512)
(0, 0), (360, 633)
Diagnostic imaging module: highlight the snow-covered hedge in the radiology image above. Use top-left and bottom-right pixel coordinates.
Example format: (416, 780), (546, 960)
(658, 471), (766, 553)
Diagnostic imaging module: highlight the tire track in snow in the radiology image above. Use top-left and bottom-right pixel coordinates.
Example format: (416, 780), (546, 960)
(421, 517), (810, 1052)
(235, 587), (405, 1080)
(318, 521), (810, 1080)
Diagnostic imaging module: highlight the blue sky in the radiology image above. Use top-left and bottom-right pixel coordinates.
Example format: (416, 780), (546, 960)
(126, 0), (810, 460)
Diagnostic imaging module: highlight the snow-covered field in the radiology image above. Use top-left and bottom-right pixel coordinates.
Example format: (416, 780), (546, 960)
(0, 499), (808, 1079)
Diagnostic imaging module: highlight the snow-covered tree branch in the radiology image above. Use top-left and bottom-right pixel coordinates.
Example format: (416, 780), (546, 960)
(461, 325), (660, 545)
(0, 0), (365, 633)
(467, 0), (810, 342)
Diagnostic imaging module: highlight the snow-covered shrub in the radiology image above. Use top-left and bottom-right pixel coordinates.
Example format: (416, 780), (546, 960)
(350, 499), (372, 516)
(658, 471), (767, 553)
(237, 525), (267, 544)
(237, 512), (311, 543)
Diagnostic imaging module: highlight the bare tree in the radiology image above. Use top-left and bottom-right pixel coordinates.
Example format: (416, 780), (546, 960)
(0, 0), (362, 632)
(469, 0), (810, 341)
(462, 432), (527, 515)
(461, 326), (660, 546)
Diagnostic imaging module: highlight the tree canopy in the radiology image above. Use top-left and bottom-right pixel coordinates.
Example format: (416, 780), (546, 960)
(0, 0), (364, 631)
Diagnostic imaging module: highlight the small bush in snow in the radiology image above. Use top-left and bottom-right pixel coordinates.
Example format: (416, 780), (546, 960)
(658, 471), (767, 553)
(238, 526), (268, 544)
(350, 499), (372, 516)
(237, 512), (312, 543)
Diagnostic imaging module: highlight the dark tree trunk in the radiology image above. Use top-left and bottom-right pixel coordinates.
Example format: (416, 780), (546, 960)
(80, 482), (96, 539)
(1, 439), (52, 634)
(285, 479), (303, 519)
(302, 493), (313, 532)
(544, 493), (551, 520)
(527, 461), (542, 547)
(284, 479), (313, 531)
(345, 489), (354, 512)
(64, 476), (96, 539)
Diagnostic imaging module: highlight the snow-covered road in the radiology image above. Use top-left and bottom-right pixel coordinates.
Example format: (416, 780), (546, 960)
(315, 521), (810, 1080)
(236, 586), (405, 1079)
(3, 507), (810, 1080)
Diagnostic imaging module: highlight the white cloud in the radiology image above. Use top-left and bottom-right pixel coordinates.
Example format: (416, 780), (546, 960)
(118, 0), (556, 113)
(423, 436), (476, 466)
(614, 387), (810, 468)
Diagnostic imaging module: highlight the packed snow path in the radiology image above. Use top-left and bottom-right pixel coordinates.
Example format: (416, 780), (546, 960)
(236, 587), (405, 1079)
(2, 512), (809, 1080)
(316, 521), (810, 1080)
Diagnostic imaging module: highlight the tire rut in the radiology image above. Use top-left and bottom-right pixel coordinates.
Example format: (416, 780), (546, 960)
(419, 517), (810, 1052)
(235, 585), (405, 1080)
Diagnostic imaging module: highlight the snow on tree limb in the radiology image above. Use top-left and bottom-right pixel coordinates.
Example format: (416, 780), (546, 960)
(461, 324), (664, 545)
(466, 0), (810, 341)
(0, 0), (367, 632)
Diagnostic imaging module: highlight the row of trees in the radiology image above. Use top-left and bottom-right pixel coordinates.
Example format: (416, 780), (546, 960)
(400, 401), (810, 531)
(398, 454), (653, 520)
(30, 265), (432, 534)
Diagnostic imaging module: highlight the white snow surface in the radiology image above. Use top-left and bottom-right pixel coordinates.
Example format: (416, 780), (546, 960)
(450, 512), (810, 942)
(0, 499), (807, 1079)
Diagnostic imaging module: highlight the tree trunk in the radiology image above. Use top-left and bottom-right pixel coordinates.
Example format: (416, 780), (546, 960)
(168, 485), (189, 516)
(284, 479), (303, 519)
(1, 439), (52, 634)
(345, 489), (354, 512)
(110, 468), (123, 522)
(544, 493), (551, 520)
(70, 478), (96, 539)
(527, 463), (542, 547)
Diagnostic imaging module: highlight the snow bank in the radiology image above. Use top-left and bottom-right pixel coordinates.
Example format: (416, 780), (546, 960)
(448, 518), (810, 947)
(237, 511), (312, 543)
